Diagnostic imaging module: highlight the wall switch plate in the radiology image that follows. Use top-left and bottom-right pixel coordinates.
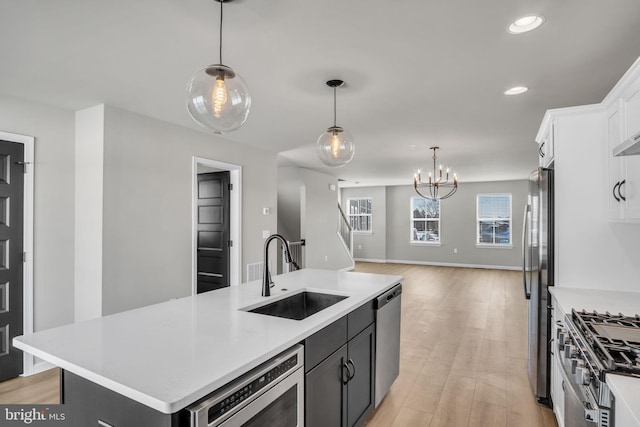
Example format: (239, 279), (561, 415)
(262, 207), (270, 215)
(262, 230), (271, 238)
(454, 248), (458, 254)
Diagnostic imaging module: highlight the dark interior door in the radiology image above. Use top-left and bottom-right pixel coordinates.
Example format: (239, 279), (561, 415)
(0, 140), (25, 382)
(196, 172), (230, 293)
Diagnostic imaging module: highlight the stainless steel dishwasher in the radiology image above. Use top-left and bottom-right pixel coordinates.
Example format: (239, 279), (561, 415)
(374, 283), (402, 407)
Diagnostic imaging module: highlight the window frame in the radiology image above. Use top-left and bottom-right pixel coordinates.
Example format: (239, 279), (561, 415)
(476, 193), (513, 248)
(346, 197), (373, 234)
(409, 196), (441, 246)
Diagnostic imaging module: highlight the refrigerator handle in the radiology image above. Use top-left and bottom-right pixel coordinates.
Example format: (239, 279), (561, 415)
(521, 204), (531, 300)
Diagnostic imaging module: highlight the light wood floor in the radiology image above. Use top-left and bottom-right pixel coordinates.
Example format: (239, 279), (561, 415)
(0, 367), (59, 404)
(0, 263), (557, 427)
(356, 262), (557, 427)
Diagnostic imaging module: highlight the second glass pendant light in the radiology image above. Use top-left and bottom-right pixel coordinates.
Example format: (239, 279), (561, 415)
(316, 80), (355, 167)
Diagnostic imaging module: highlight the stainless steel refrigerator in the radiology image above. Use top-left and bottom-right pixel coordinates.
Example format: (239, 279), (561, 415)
(522, 167), (553, 406)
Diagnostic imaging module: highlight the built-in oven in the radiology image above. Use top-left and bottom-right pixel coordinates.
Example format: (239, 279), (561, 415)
(557, 316), (613, 427)
(188, 344), (304, 427)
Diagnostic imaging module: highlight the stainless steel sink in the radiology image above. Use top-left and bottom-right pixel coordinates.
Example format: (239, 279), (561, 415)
(247, 291), (348, 320)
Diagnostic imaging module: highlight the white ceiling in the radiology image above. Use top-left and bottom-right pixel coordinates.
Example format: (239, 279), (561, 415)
(2, 0), (640, 187)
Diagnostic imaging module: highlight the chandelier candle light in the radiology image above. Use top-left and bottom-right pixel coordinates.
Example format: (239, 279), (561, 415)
(186, 0), (251, 134)
(316, 79), (355, 167)
(414, 146), (458, 199)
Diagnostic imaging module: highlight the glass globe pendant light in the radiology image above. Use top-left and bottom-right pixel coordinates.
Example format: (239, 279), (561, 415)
(186, 0), (251, 134)
(316, 80), (355, 167)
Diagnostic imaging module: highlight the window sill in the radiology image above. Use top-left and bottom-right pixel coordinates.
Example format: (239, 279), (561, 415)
(475, 244), (513, 249)
(410, 241), (442, 247)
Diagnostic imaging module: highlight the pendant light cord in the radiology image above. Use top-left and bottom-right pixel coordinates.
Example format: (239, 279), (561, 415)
(333, 86), (337, 127)
(219, 0), (224, 64)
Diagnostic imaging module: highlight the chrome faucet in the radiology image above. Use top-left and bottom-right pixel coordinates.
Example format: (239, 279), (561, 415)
(262, 234), (293, 297)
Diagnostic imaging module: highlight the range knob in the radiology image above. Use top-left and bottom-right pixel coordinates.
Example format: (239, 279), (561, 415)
(575, 365), (591, 386)
(557, 330), (567, 351)
(565, 344), (577, 359)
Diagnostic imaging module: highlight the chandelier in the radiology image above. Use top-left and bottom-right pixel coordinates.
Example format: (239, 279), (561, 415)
(413, 146), (458, 200)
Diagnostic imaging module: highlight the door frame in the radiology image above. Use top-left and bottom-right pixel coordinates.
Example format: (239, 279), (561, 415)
(192, 157), (242, 294)
(0, 131), (34, 376)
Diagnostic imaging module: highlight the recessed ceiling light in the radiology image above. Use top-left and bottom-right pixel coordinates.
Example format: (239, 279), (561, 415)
(504, 86), (529, 95)
(508, 15), (545, 34)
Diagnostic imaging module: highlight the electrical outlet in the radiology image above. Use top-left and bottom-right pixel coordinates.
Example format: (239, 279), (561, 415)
(454, 248), (458, 254)
(325, 255), (328, 262)
(358, 244), (362, 250)
(262, 230), (270, 239)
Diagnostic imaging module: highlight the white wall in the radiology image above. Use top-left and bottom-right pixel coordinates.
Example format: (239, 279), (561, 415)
(101, 106), (278, 315)
(75, 105), (104, 321)
(277, 166), (302, 242)
(0, 94), (280, 330)
(279, 167), (352, 271)
(0, 95), (75, 331)
(341, 186), (387, 261)
(342, 180), (528, 269)
(553, 108), (640, 291)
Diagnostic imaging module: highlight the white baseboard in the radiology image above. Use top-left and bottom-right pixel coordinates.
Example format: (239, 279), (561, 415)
(21, 360), (55, 377)
(356, 258), (520, 271)
(354, 258), (387, 263)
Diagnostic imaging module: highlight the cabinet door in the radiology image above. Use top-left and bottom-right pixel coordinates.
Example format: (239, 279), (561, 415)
(607, 103), (625, 220)
(623, 156), (640, 219)
(620, 78), (640, 220)
(305, 345), (348, 427)
(347, 324), (375, 427)
(538, 118), (555, 168)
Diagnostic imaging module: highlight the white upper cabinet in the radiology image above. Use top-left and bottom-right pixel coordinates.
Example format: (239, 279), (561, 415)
(610, 67), (640, 221)
(536, 115), (555, 168)
(607, 101), (625, 220)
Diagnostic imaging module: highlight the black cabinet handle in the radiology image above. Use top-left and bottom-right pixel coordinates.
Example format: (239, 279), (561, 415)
(341, 362), (350, 385)
(347, 359), (356, 381)
(613, 181), (621, 202)
(619, 179), (626, 201)
(539, 142), (545, 158)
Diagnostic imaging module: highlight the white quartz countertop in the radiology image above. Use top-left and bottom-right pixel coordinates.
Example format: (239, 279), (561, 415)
(14, 269), (402, 414)
(549, 286), (640, 426)
(549, 287), (640, 317)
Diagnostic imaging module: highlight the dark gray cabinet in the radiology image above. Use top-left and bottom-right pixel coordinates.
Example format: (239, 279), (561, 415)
(305, 344), (349, 427)
(61, 370), (187, 427)
(346, 324), (375, 427)
(305, 301), (376, 427)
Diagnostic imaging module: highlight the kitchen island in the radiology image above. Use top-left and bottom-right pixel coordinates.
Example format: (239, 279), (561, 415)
(550, 287), (640, 427)
(14, 268), (402, 425)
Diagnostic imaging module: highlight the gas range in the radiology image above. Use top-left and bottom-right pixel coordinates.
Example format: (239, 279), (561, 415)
(557, 309), (640, 427)
(571, 310), (640, 377)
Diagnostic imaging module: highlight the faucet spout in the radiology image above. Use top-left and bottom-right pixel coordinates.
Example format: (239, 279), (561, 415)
(262, 234), (293, 297)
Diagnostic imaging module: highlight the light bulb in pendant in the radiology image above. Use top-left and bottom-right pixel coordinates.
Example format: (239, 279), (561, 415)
(331, 131), (341, 158)
(212, 76), (228, 118)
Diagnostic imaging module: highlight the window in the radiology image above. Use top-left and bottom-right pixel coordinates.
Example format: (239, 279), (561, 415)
(477, 194), (512, 246)
(347, 198), (372, 233)
(410, 197), (440, 243)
